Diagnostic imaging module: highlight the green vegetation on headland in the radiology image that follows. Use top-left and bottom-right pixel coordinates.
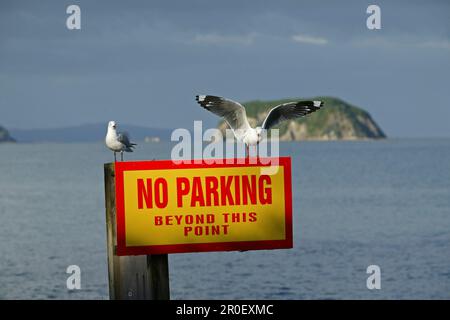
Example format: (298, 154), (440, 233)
(218, 96), (386, 140)
(0, 125), (15, 143)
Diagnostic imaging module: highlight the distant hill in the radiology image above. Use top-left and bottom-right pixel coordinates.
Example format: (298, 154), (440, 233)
(0, 125), (15, 143)
(218, 96), (386, 140)
(10, 123), (173, 143)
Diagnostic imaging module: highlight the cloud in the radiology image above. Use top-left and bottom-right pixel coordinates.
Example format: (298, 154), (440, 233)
(353, 36), (450, 51)
(419, 39), (450, 50)
(291, 34), (328, 45)
(192, 33), (257, 46)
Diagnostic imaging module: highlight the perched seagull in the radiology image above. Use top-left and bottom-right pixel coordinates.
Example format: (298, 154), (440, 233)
(195, 95), (324, 155)
(105, 121), (136, 161)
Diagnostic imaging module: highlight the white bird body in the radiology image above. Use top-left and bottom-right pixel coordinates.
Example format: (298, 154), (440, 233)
(105, 121), (136, 161)
(196, 95), (324, 150)
(242, 127), (260, 146)
(105, 129), (124, 152)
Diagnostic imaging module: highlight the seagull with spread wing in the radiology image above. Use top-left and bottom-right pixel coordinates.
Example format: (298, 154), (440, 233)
(105, 121), (137, 161)
(195, 95), (324, 155)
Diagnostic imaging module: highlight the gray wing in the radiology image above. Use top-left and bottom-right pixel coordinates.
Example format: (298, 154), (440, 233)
(195, 95), (251, 140)
(262, 100), (324, 130)
(118, 132), (137, 152)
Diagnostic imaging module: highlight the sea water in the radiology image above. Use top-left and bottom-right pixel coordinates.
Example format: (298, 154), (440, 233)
(0, 139), (449, 299)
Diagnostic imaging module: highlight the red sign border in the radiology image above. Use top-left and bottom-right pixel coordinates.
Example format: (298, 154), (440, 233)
(114, 157), (293, 256)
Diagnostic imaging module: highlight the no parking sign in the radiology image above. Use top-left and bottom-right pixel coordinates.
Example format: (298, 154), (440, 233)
(114, 158), (293, 255)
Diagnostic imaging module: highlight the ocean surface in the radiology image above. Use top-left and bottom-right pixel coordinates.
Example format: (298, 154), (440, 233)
(0, 139), (449, 299)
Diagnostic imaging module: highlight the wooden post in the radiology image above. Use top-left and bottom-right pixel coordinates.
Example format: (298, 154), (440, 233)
(104, 163), (170, 300)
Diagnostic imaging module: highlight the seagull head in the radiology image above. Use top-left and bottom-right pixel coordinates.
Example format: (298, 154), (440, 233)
(108, 121), (117, 130)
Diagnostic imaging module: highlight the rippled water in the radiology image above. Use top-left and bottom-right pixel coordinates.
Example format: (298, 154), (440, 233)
(0, 139), (449, 299)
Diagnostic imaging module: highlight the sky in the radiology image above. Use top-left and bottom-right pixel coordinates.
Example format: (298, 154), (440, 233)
(0, 0), (449, 137)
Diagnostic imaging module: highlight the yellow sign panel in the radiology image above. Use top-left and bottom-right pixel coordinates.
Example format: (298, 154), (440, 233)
(114, 158), (292, 255)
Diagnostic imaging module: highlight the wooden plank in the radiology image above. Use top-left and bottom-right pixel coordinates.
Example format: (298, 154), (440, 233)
(104, 163), (170, 300)
(148, 255), (170, 300)
(104, 163), (117, 298)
